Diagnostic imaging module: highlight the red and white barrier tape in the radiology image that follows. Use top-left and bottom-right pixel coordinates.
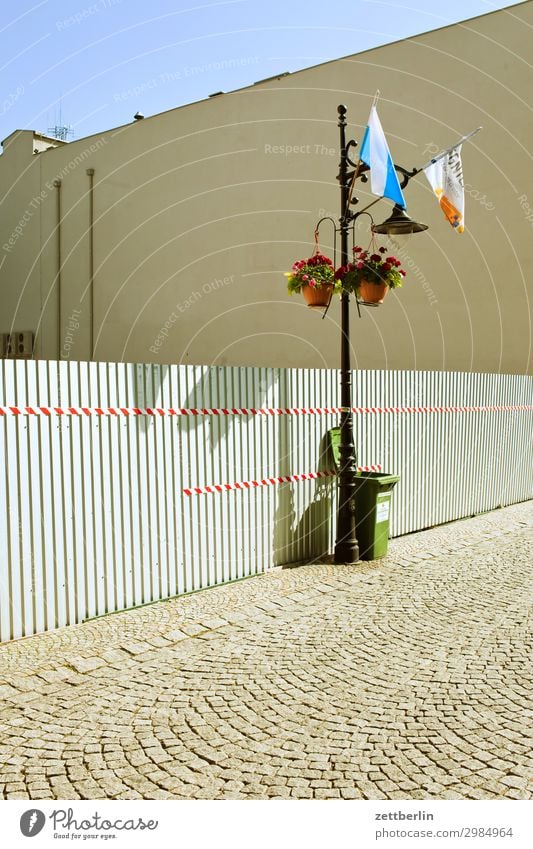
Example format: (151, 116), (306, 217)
(0, 404), (531, 417)
(183, 465), (382, 496)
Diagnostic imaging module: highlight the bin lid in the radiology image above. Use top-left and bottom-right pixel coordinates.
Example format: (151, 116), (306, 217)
(354, 472), (400, 488)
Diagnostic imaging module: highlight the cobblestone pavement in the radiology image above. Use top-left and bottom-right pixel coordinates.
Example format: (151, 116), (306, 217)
(1, 502), (532, 801)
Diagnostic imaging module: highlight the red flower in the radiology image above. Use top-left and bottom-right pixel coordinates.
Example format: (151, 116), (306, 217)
(307, 253), (333, 267)
(370, 253), (381, 262)
(379, 246), (387, 253)
(382, 263), (391, 272)
(400, 269), (406, 277)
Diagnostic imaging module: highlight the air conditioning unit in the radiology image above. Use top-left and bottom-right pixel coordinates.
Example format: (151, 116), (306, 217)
(1, 331), (34, 359)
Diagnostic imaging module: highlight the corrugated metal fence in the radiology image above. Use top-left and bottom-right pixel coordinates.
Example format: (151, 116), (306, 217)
(1, 360), (532, 642)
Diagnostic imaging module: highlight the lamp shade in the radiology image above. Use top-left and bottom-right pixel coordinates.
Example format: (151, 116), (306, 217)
(372, 204), (428, 235)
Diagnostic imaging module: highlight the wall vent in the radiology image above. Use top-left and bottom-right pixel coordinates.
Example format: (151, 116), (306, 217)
(1, 331), (34, 359)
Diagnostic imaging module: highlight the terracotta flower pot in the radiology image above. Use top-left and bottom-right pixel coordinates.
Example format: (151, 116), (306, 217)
(302, 283), (333, 308)
(357, 278), (389, 305)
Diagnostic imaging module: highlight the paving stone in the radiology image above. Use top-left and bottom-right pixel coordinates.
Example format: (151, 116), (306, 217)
(501, 775), (528, 790)
(291, 787), (313, 798)
(197, 617), (228, 630)
(70, 657), (106, 674)
(119, 642), (153, 656)
(0, 685), (20, 698)
(165, 630), (189, 642)
(0, 502), (530, 801)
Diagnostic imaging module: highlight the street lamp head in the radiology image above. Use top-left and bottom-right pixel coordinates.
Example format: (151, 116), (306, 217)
(372, 204), (428, 235)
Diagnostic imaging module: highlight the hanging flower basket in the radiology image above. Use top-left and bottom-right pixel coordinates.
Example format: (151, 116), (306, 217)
(335, 245), (406, 305)
(284, 252), (336, 307)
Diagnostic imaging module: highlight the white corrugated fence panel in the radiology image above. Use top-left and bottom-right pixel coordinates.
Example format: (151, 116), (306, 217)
(0, 361), (531, 642)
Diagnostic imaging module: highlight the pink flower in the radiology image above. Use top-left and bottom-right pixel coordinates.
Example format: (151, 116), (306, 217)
(309, 278), (316, 287)
(356, 261), (364, 269)
(302, 274), (309, 281)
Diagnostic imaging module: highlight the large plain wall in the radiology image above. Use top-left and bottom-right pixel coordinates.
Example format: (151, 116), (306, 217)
(1, 2), (532, 373)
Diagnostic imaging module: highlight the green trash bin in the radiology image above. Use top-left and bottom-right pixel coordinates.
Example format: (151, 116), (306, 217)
(327, 428), (399, 561)
(328, 426), (342, 470)
(354, 472), (400, 560)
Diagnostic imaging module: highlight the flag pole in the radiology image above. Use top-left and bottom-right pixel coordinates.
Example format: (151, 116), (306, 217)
(345, 91), (380, 213)
(417, 127), (482, 173)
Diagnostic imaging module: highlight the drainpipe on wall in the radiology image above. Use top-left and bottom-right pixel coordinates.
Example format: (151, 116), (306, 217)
(53, 179), (62, 358)
(86, 168), (95, 359)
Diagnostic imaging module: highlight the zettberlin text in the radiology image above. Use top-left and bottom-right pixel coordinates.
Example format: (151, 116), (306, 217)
(375, 811), (434, 821)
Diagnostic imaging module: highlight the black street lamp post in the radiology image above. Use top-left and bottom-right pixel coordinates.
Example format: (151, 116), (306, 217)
(334, 104), (360, 564)
(332, 104), (428, 564)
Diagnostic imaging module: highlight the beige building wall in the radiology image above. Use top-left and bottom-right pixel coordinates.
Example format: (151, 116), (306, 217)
(1, 2), (532, 373)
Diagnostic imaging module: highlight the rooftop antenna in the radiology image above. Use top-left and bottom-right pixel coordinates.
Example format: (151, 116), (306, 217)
(47, 99), (73, 141)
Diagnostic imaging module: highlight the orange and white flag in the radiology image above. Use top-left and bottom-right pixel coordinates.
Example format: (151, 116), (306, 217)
(424, 145), (465, 233)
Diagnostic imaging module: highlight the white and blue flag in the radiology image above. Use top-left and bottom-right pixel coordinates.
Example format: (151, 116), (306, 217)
(359, 106), (406, 209)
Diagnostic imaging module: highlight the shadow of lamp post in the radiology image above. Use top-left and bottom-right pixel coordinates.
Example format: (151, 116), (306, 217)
(332, 104), (428, 564)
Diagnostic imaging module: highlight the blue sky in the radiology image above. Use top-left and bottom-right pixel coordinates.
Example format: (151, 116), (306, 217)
(0, 0), (526, 142)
